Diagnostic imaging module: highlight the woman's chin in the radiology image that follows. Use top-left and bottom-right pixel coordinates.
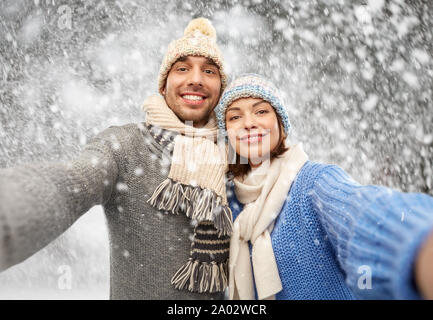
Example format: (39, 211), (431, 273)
(245, 153), (271, 166)
(238, 145), (270, 159)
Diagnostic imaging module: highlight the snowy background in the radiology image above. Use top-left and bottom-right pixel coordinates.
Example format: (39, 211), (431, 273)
(0, 0), (432, 299)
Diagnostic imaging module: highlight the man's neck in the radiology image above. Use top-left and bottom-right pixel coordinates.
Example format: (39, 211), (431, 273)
(193, 121), (206, 128)
(181, 117), (209, 129)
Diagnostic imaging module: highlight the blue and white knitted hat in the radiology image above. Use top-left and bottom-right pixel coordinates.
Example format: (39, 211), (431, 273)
(215, 73), (291, 136)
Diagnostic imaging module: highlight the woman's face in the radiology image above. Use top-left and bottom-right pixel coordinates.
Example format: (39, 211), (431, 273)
(225, 97), (280, 166)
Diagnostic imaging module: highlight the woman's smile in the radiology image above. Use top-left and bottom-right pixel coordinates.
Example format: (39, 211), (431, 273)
(238, 132), (269, 144)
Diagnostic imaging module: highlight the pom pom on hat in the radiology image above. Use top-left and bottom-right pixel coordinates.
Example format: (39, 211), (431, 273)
(184, 17), (216, 40)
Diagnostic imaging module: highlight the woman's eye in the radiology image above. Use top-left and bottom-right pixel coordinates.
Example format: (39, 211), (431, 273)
(177, 67), (188, 71)
(257, 110), (268, 115)
(229, 115), (240, 121)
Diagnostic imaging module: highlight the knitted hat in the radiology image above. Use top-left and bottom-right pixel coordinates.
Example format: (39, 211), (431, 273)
(158, 17), (228, 94)
(215, 73), (291, 136)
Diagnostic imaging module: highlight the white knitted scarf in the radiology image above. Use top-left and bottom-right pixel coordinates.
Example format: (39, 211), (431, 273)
(142, 94), (233, 294)
(229, 144), (308, 300)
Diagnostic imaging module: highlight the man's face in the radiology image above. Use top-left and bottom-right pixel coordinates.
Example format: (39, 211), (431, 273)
(162, 56), (222, 128)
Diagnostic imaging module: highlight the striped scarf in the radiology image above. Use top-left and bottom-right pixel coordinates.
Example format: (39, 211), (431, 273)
(142, 95), (233, 294)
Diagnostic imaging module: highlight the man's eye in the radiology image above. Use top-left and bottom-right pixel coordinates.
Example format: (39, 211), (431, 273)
(204, 69), (216, 74)
(177, 67), (188, 71)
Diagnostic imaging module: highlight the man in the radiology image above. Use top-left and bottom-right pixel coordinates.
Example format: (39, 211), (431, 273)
(0, 17), (232, 299)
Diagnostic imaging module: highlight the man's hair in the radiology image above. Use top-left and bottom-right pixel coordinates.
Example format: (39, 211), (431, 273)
(175, 56), (219, 68)
(228, 113), (289, 178)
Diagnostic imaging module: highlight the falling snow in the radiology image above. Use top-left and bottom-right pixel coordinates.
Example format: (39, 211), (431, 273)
(1, 0), (432, 299)
(116, 182), (128, 192)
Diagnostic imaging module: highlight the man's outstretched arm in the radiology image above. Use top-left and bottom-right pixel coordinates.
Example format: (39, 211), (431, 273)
(0, 126), (120, 271)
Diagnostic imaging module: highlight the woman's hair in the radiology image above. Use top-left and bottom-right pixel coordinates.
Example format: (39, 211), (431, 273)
(228, 113), (289, 178)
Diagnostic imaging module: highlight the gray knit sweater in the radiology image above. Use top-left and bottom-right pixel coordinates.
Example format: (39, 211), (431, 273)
(0, 122), (224, 300)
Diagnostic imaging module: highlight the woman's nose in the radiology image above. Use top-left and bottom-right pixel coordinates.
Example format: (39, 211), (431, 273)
(243, 114), (257, 130)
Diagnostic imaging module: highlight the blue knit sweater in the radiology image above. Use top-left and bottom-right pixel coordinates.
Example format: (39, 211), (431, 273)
(228, 161), (433, 300)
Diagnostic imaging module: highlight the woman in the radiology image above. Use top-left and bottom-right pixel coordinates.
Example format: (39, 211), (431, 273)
(214, 74), (433, 300)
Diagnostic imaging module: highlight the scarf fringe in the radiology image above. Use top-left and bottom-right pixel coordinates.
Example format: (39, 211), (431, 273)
(147, 178), (233, 236)
(171, 258), (229, 293)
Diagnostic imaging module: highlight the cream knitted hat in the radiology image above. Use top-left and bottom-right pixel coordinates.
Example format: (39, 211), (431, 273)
(157, 17), (228, 95)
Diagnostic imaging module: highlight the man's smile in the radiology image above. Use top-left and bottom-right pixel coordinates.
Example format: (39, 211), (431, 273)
(180, 92), (207, 105)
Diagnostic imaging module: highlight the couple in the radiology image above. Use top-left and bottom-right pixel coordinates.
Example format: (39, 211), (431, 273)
(1, 17), (433, 300)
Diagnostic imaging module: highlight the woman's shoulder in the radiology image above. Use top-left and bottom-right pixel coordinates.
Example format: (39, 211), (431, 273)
(293, 161), (334, 188)
(297, 160), (344, 176)
(289, 161), (358, 203)
(295, 161), (355, 186)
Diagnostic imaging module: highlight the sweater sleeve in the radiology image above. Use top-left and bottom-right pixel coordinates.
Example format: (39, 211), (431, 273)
(310, 164), (433, 299)
(0, 126), (120, 272)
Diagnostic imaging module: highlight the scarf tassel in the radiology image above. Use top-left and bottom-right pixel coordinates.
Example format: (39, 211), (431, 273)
(147, 178), (233, 236)
(171, 259), (228, 293)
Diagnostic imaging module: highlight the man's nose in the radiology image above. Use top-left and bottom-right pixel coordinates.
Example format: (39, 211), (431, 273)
(187, 67), (203, 86)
